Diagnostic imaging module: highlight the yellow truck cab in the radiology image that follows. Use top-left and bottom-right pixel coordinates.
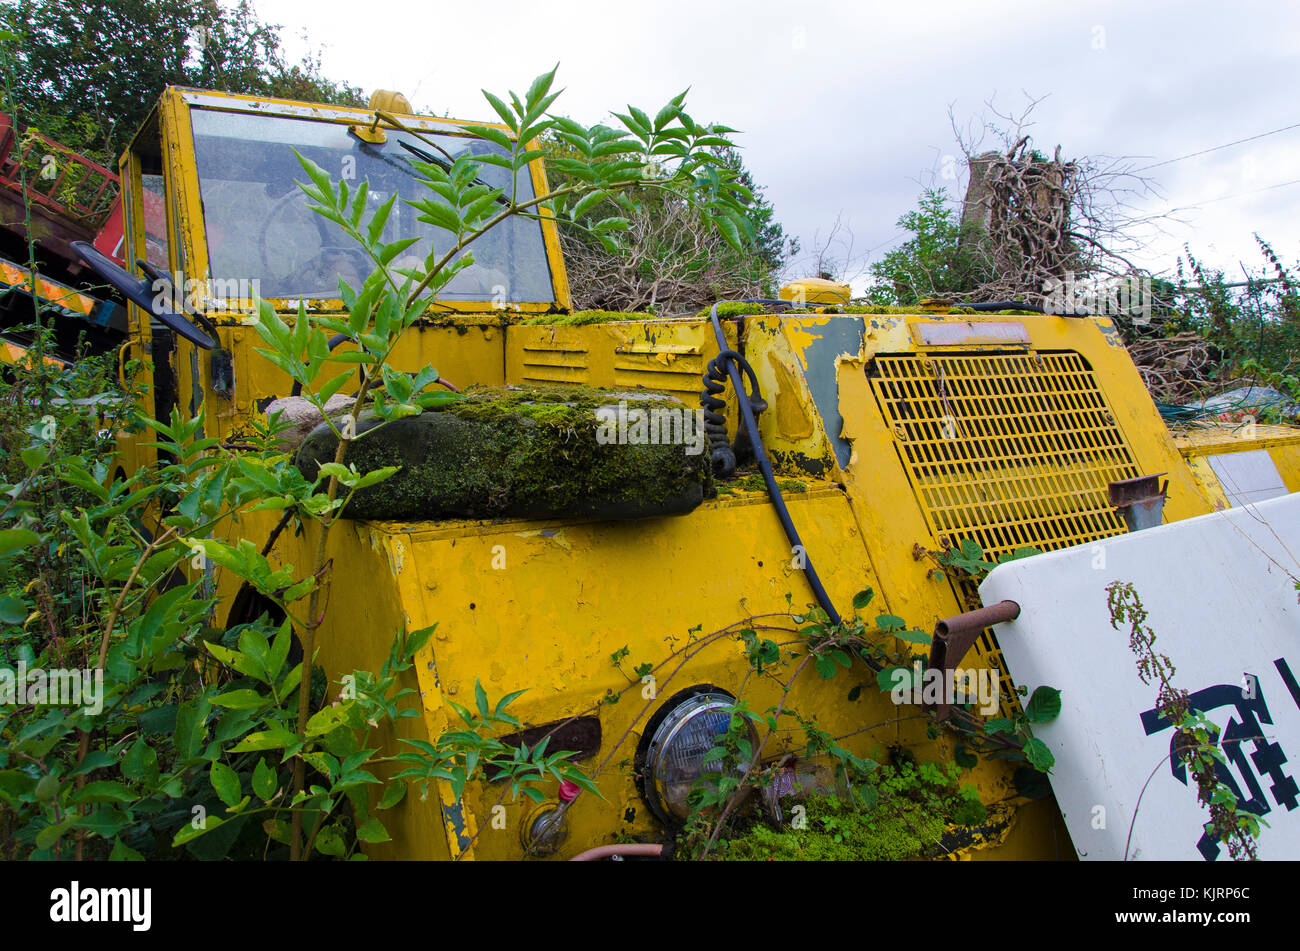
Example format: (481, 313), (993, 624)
(82, 85), (1300, 860)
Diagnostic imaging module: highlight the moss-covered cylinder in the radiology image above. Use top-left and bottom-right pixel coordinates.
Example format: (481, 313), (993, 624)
(295, 384), (713, 521)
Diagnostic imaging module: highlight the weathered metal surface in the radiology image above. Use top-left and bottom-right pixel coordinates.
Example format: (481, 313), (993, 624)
(928, 600), (1021, 721)
(114, 80), (1288, 862)
(1107, 473), (1169, 531)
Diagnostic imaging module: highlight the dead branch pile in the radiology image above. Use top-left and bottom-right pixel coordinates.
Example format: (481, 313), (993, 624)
(958, 140), (1084, 301)
(951, 96), (1159, 306)
(560, 199), (764, 315)
(1126, 332), (1216, 403)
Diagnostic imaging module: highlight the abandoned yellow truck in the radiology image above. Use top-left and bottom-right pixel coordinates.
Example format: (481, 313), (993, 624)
(67, 82), (1300, 861)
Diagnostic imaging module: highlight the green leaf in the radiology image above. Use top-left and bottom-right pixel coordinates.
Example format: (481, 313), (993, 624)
(403, 624), (437, 661)
(20, 445), (48, 470)
(36, 816), (77, 850)
(714, 212), (741, 251)
(570, 188), (609, 221)
(413, 200), (461, 234)
(0, 528), (40, 557)
(210, 761), (241, 807)
(0, 595), (28, 625)
(253, 758), (277, 802)
(464, 124), (515, 152)
(356, 816), (391, 843)
(109, 838), (144, 861)
(377, 781), (407, 810)
(68, 781), (136, 805)
(627, 106), (652, 137)
(305, 704), (352, 737)
(481, 90), (518, 131)
(524, 65), (559, 111)
(172, 815), (225, 847)
(210, 689), (267, 710)
(984, 717), (1016, 735)
(877, 665), (912, 693)
(875, 614), (906, 633)
(1022, 737), (1055, 772)
(314, 825), (346, 856)
(894, 628), (933, 645)
(852, 588), (874, 611)
(1025, 686), (1062, 724)
(228, 728), (298, 753)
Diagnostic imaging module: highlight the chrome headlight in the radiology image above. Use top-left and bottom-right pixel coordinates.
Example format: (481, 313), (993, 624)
(640, 689), (756, 823)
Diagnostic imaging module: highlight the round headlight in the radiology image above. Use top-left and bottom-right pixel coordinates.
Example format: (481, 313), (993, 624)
(641, 689), (757, 823)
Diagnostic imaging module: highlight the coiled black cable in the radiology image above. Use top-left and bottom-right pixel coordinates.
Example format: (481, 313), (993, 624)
(701, 299), (844, 628)
(701, 347), (760, 476)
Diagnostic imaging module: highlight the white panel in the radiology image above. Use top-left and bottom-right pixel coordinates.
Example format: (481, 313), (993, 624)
(913, 321), (1030, 346)
(1207, 449), (1288, 508)
(980, 493), (1300, 861)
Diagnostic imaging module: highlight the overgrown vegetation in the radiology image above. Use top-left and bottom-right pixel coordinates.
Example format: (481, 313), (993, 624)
(0, 64), (751, 860)
(712, 761), (987, 861)
(549, 136), (797, 315)
(1107, 581), (1267, 860)
(861, 180), (1300, 411)
(2, 0), (364, 164)
(672, 555), (1060, 861)
(862, 187), (995, 306)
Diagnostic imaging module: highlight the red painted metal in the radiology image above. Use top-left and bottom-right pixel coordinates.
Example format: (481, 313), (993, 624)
(0, 113), (118, 225)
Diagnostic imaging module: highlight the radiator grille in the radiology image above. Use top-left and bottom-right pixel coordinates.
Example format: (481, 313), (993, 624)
(869, 351), (1141, 715)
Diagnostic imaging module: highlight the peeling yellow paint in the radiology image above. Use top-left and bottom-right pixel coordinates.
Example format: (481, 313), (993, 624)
(767, 351), (815, 440)
(779, 317), (831, 371)
(142, 83), (1280, 861)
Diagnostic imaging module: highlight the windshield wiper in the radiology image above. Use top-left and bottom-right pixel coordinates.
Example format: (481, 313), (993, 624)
(398, 140), (511, 207)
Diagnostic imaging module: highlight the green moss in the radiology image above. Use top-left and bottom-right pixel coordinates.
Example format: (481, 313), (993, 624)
(822, 304), (915, 314)
(693, 302), (819, 319)
(709, 760), (986, 862)
(295, 384), (713, 521)
(413, 313), (509, 328)
(726, 473), (808, 494)
(521, 310), (661, 326)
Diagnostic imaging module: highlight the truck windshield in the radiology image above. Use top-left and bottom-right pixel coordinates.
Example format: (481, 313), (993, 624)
(189, 109), (554, 303)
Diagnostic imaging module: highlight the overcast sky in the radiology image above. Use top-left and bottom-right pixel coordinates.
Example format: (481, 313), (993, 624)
(259, 0), (1299, 294)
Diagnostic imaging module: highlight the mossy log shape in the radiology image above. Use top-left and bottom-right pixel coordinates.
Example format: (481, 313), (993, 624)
(294, 385), (712, 521)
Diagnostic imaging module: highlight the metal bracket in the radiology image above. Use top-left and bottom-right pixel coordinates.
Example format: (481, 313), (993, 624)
(1108, 473), (1168, 532)
(927, 599), (1021, 720)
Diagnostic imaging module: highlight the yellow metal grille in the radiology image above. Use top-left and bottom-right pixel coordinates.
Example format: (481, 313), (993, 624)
(869, 351), (1142, 714)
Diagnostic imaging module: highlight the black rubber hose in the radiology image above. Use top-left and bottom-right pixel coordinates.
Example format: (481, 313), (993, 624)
(959, 301), (1047, 313)
(955, 300), (1088, 316)
(704, 300), (843, 627)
